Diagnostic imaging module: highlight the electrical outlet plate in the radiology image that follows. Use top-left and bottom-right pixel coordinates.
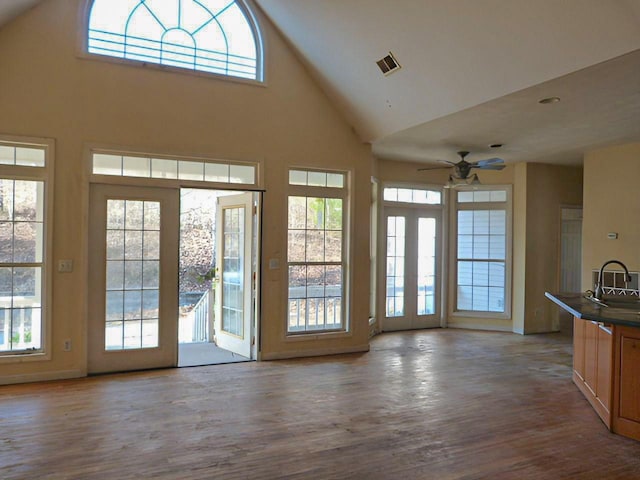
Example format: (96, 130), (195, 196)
(58, 259), (73, 273)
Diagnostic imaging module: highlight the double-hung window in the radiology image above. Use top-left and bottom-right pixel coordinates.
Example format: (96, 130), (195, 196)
(287, 169), (349, 334)
(0, 136), (53, 356)
(454, 187), (511, 316)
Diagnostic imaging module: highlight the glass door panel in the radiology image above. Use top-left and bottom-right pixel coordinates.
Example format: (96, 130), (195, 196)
(215, 193), (254, 358)
(89, 185), (179, 374)
(417, 217), (436, 316)
(385, 216), (405, 318)
(382, 207), (440, 331)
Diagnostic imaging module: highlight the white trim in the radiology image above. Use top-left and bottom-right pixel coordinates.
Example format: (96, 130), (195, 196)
(284, 166), (352, 337)
(86, 144), (263, 190)
(446, 323), (512, 333)
(261, 344), (369, 361)
(449, 184), (513, 320)
(0, 134), (54, 362)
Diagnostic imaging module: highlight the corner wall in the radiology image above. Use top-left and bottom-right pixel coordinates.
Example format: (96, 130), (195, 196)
(522, 163), (583, 333)
(582, 143), (640, 291)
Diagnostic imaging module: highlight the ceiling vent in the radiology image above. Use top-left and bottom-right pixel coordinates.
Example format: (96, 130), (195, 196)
(376, 52), (401, 76)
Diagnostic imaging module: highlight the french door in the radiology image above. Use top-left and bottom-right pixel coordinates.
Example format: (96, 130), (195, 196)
(214, 193), (255, 359)
(382, 207), (441, 331)
(88, 185), (179, 374)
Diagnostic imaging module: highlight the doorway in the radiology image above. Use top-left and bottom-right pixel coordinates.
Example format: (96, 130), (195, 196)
(88, 185), (259, 374)
(177, 189), (256, 367)
(558, 207), (582, 334)
(382, 206), (442, 331)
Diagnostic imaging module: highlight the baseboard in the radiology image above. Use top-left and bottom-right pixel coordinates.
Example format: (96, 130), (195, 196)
(446, 323), (513, 333)
(261, 344), (370, 361)
(0, 369), (85, 386)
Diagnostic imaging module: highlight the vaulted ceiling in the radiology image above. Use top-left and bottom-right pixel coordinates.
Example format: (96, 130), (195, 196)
(2, 0), (640, 166)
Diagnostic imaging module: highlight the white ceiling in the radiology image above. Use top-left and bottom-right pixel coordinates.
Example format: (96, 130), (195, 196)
(1, 0), (640, 166)
(255, 0), (640, 166)
(0, 0), (40, 28)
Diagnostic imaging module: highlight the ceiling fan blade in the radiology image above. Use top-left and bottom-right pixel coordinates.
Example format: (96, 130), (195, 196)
(418, 159), (457, 171)
(475, 157), (504, 167)
(473, 164), (505, 170)
(417, 165), (450, 171)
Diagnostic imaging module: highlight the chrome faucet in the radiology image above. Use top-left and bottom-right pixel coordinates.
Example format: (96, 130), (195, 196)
(594, 259), (632, 300)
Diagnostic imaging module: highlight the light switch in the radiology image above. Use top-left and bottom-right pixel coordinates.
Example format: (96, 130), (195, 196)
(58, 259), (73, 273)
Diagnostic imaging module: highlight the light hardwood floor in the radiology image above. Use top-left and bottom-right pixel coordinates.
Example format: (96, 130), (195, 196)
(2, 330), (640, 479)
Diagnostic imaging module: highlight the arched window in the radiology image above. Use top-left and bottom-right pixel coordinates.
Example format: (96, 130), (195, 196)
(87, 0), (262, 81)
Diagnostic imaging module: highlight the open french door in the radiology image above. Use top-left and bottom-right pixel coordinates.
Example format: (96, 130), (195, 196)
(214, 193), (255, 358)
(382, 207), (441, 331)
(88, 185), (179, 374)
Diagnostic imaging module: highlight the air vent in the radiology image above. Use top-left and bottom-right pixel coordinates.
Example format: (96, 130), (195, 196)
(376, 52), (401, 76)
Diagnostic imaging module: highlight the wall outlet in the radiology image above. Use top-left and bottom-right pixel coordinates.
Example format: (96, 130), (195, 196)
(63, 339), (72, 351)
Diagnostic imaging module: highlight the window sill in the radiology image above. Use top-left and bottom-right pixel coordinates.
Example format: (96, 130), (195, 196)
(285, 330), (352, 342)
(450, 310), (511, 321)
(0, 351), (51, 364)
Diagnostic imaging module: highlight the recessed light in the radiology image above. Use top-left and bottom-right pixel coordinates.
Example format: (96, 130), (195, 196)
(539, 96), (561, 104)
(489, 143), (503, 148)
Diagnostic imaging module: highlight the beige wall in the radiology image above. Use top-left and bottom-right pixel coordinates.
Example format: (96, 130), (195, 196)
(0, 0), (373, 383)
(582, 143), (640, 291)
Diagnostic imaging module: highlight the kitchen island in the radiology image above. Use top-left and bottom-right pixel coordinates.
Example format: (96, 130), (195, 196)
(546, 292), (640, 442)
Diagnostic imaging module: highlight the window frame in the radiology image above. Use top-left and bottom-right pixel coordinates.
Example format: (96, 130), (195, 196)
(451, 185), (512, 320)
(79, 0), (266, 85)
(285, 167), (351, 337)
(0, 134), (54, 362)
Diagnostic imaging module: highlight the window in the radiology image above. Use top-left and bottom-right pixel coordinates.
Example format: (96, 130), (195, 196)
(454, 187), (510, 315)
(91, 151), (258, 186)
(383, 187), (441, 205)
(0, 137), (52, 356)
(87, 0), (262, 81)
(287, 170), (348, 334)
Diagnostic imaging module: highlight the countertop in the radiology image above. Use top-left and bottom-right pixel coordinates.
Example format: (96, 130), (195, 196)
(545, 292), (640, 328)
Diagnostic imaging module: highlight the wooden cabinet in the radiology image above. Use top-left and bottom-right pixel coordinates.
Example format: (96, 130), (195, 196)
(573, 318), (640, 441)
(572, 317), (612, 427)
(612, 326), (640, 440)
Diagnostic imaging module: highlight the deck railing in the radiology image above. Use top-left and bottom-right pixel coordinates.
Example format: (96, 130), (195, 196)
(179, 290), (211, 343)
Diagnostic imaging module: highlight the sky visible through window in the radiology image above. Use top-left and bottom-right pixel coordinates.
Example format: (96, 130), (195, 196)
(88, 0), (259, 79)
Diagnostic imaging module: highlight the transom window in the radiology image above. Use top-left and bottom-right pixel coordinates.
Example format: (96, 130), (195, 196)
(454, 187), (511, 315)
(383, 187), (442, 205)
(87, 0), (262, 81)
(287, 169), (349, 334)
(91, 151), (258, 186)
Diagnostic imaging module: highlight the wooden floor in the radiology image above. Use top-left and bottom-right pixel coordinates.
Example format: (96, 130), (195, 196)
(2, 330), (640, 479)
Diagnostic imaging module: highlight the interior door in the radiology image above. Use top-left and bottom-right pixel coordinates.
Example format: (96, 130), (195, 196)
(382, 206), (441, 331)
(214, 192), (254, 358)
(88, 184), (179, 374)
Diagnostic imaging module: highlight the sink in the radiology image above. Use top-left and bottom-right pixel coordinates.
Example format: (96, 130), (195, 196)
(601, 297), (640, 309)
(584, 295), (640, 313)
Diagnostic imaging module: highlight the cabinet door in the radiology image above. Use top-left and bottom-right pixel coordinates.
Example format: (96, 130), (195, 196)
(596, 324), (612, 413)
(619, 330), (640, 422)
(584, 321), (599, 393)
(573, 317), (585, 380)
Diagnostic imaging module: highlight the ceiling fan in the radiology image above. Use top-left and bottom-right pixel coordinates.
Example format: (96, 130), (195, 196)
(417, 151), (505, 180)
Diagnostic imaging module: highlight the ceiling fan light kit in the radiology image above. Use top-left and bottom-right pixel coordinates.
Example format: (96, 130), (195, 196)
(418, 150), (506, 187)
